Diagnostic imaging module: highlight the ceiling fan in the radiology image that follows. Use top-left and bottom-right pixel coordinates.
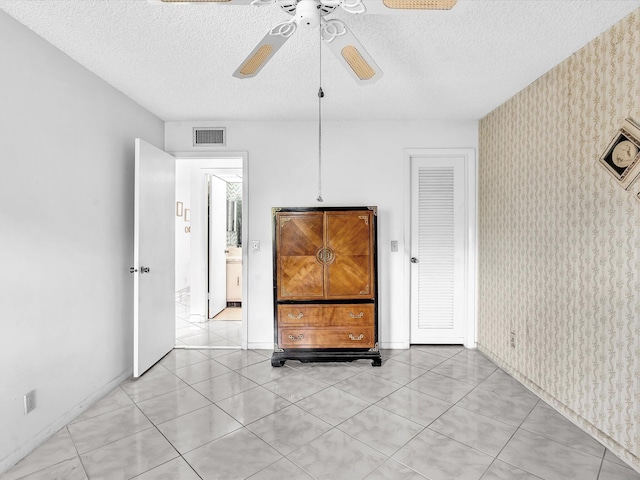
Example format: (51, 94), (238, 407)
(154, 0), (458, 84)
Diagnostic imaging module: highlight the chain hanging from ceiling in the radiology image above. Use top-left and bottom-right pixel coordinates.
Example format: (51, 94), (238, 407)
(317, 23), (324, 203)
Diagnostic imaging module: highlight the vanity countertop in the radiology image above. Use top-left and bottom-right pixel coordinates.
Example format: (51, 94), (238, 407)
(226, 247), (242, 263)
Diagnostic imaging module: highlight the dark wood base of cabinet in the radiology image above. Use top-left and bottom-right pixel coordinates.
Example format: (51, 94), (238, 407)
(271, 350), (382, 367)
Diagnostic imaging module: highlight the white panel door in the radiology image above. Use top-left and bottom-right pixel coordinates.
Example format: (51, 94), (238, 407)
(410, 155), (466, 344)
(133, 138), (176, 377)
(208, 175), (227, 318)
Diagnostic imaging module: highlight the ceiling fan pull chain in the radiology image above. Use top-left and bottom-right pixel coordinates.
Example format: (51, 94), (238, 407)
(317, 26), (324, 203)
(318, 85), (324, 203)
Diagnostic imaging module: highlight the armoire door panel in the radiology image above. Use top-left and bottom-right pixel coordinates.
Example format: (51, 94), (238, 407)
(277, 212), (324, 300)
(278, 213), (324, 255)
(327, 256), (372, 298)
(326, 212), (372, 254)
(279, 257), (324, 298)
(326, 211), (373, 299)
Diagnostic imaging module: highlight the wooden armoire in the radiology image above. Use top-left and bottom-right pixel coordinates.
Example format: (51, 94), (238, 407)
(271, 206), (381, 367)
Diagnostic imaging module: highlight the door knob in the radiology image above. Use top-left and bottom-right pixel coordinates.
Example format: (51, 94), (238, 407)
(129, 267), (138, 273)
(411, 257), (419, 264)
(140, 266), (150, 274)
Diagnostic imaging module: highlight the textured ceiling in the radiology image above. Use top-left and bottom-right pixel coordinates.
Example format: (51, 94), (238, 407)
(1, 0), (639, 121)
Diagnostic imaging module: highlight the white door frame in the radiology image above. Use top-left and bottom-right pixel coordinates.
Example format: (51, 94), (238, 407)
(403, 148), (477, 348)
(173, 151), (249, 350)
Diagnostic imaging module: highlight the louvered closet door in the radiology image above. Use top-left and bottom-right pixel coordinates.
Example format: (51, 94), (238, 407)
(410, 156), (466, 344)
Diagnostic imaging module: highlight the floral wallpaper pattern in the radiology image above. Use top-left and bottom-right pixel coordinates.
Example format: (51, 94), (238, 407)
(478, 9), (640, 470)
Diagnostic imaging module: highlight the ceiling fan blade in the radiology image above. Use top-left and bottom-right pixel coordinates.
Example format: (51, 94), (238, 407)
(150, 0), (253, 4)
(233, 21), (296, 79)
(321, 0), (367, 14)
(321, 19), (382, 85)
(360, 0), (457, 13)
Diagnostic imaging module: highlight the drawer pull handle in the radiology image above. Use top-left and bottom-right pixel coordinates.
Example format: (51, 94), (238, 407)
(288, 334), (304, 341)
(287, 312), (304, 319)
(348, 311), (364, 319)
(349, 333), (365, 341)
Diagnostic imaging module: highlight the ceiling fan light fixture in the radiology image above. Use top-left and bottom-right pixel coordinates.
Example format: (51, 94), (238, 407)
(295, 0), (321, 28)
(239, 44), (273, 76)
(381, 0), (457, 9)
(341, 45), (375, 80)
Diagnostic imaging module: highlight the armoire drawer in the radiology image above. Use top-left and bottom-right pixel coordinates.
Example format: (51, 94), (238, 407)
(328, 305), (374, 326)
(278, 305), (323, 325)
(279, 326), (375, 349)
(278, 304), (374, 327)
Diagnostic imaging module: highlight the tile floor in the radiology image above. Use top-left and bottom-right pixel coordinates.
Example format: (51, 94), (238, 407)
(3, 346), (639, 480)
(175, 291), (242, 348)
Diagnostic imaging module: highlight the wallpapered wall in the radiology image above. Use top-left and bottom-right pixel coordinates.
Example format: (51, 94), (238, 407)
(478, 9), (639, 469)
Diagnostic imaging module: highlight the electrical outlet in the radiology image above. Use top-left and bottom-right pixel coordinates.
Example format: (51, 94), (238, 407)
(510, 331), (516, 348)
(391, 240), (398, 252)
(24, 390), (36, 414)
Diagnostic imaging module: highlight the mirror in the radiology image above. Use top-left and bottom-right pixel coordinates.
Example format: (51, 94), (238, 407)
(226, 183), (242, 247)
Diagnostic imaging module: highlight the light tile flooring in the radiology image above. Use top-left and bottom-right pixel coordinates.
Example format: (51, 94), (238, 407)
(175, 292), (242, 348)
(3, 346), (640, 480)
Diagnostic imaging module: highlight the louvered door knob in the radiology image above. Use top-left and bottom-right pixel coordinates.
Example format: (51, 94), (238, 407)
(140, 266), (150, 274)
(129, 267), (138, 273)
(411, 257), (419, 264)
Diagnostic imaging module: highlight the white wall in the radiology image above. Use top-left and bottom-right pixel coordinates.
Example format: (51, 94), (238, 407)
(166, 120), (478, 349)
(0, 11), (164, 473)
(175, 161), (192, 292)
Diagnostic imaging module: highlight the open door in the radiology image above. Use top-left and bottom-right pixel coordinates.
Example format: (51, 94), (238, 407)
(133, 138), (176, 377)
(208, 175), (227, 318)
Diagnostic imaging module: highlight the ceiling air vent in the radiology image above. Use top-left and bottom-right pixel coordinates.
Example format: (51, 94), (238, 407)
(193, 127), (226, 147)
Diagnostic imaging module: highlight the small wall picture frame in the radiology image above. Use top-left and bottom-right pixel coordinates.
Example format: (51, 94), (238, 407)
(176, 201), (184, 217)
(184, 208), (190, 222)
(598, 118), (640, 190)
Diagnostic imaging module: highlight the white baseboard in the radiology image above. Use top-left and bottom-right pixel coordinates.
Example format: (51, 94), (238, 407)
(0, 367), (131, 476)
(380, 341), (410, 350)
(247, 342), (274, 350)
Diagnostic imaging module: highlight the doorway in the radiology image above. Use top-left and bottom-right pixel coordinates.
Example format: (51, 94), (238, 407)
(174, 156), (247, 350)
